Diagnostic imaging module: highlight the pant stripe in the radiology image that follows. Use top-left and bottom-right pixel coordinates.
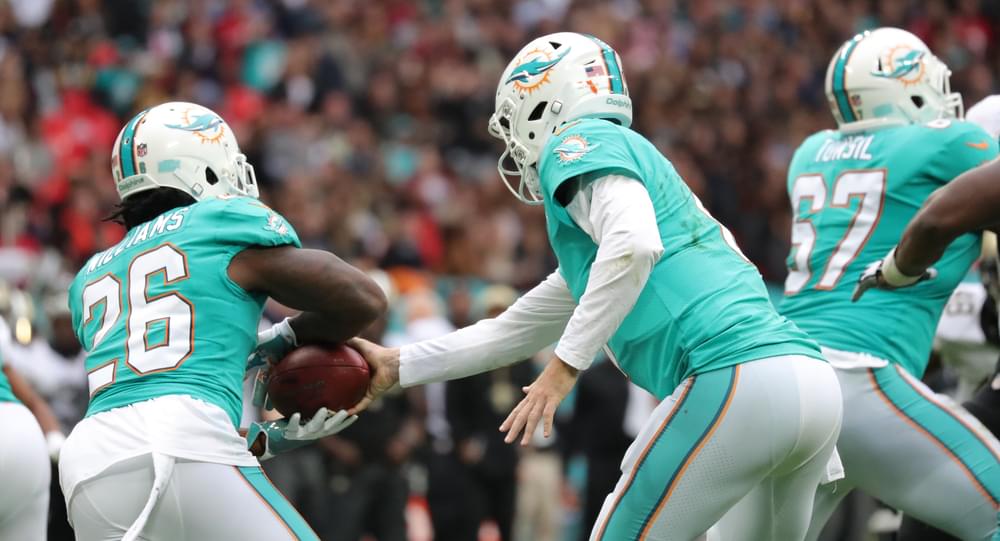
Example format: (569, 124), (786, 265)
(592, 378), (696, 541)
(638, 365), (740, 539)
(895, 365), (1000, 463)
(868, 368), (999, 508)
(234, 466), (319, 541)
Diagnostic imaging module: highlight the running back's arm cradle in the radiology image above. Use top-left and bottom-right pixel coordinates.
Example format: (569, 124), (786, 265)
(896, 159), (1000, 277)
(2, 363), (60, 434)
(228, 246), (387, 344)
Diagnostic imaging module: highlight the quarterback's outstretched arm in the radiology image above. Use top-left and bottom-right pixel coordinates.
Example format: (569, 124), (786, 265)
(401, 270), (577, 385)
(347, 271), (577, 414)
(363, 175), (661, 384)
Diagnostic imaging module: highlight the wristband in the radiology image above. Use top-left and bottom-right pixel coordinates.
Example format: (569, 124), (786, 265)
(881, 249), (924, 287)
(245, 420), (309, 461)
(275, 317), (298, 348)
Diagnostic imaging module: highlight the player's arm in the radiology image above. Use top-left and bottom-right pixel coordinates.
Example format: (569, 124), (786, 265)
(855, 159), (1000, 299)
(896, 159), (1000, 275)
(501, 174), (664, 445)
(229, 246), (387, 344)
(348, 270), (579, 414)
(4, 363), (65, 460)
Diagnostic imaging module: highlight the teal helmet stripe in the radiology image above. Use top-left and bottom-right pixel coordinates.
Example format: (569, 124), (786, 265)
(832, 38), (862, 123)
(118, 109), (149, 178)
(585, 35), (624, 94)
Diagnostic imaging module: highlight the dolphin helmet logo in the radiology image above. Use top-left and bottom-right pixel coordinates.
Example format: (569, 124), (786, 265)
(165, 108), (226, 143)
(872, 45), (925, 87)
(506, 47), (571, 94)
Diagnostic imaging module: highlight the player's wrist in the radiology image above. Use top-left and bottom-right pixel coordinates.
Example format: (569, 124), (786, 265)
(246, 420), (309, 460)
(881, 249), (924, 287)
(388, 348), (401, 382)
(275, 317), (299, 347)
(553, 345), (591, 372)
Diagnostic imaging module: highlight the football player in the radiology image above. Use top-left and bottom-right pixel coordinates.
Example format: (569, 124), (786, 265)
(350, 32), (843, 540)
(856, 93), (1000, 541)
(0, 339), (62, 540)
(59, 102), (386, 541)
(779, 28), (1000, 540)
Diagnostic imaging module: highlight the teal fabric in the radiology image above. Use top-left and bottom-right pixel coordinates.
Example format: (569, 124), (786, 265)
(237, 466), (320, 540)
(781, 120), (999, 377)
(70, 196), (301, 426)
(537, 118), (822, 398)
(595, 366), (738, 540)
(0, 349), (17, 403)
(871, 364), (1000, 506)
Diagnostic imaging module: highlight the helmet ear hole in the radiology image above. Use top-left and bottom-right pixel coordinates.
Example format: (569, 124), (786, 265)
(528, 101), (548, 121)
(911, 96), (925, 108)
(205, 168), (219, 185)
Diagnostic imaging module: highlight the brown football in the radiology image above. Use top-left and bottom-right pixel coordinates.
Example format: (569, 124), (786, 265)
(266, 344), (371, 418)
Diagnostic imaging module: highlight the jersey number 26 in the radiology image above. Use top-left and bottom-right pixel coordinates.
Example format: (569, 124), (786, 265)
(81, 244), (194, 396)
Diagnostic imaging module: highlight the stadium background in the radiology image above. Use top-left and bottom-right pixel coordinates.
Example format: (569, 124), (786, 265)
(0, 0), (997, 540)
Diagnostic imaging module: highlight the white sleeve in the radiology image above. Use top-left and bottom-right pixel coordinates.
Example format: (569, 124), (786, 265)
(554, 175), (665, 370)
(398, 271), (577, 387)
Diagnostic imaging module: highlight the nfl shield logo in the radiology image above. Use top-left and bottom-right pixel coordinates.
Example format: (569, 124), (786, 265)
(137, 143), (148, 157)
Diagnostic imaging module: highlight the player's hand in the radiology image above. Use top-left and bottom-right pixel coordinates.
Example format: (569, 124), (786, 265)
(346, 337), (400, 415)
(500, 356), (579, 446)
(852, 249), (936, 302)
(246, 407), (357, 460)
(247, 318), (298, 408)
(282, 408), (357, 440)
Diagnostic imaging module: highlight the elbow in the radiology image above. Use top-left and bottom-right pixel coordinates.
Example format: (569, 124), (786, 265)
(629, 238), (665, 268)
(910, 209), (962, 246)
(355, 279), (389, 327)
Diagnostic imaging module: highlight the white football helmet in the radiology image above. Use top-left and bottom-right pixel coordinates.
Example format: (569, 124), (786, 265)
(825, 27), (962, 132)
(967, 95), (1000, 140)
(488, 32), (632, 204)
(111, 101), (258, 201)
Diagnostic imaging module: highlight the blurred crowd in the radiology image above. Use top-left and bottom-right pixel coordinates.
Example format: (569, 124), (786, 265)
(1, 0), (999, 540)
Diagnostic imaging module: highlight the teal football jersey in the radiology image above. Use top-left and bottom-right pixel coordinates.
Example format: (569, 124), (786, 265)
(538, 118), (823, 398)
(69, 196), (301, 426)
(779, 119), (998, 378)
(0, 348), (16, 403)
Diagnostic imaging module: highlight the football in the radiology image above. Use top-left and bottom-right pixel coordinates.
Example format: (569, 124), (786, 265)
(266, 344), (371, 418)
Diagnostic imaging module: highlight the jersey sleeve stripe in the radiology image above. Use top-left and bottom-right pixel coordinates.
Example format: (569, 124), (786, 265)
(832, 38), (862, 123)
